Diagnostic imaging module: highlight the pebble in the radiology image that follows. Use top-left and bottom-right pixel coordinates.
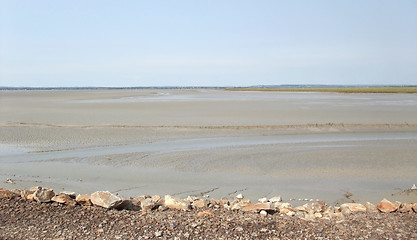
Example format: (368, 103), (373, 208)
(260, 210), (268, 217)
(235, 194), (244, 200)
(154, 231), (162, 237)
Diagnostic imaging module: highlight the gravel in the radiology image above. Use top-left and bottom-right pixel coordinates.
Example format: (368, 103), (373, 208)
(1, 198), (416, 240)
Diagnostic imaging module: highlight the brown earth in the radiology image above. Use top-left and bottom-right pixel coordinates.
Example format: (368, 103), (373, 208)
(1, 197), (416, 240)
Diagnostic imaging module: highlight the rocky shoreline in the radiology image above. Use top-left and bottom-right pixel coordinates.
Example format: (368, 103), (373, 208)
(1, 187), (417, 239)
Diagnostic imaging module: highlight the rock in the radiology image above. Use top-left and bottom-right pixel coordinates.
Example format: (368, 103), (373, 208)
(340, 207), (352, 215)
(20, 189), (36, 200)
(303, 201), (327, 214)
(151, 195), (161, 202)
(208, 199), (219, 208)
(0, 189), (18, 199)
(51, 194), (77, 205)
(377, 199), (398, 213)
(398, 202), (414, 213)
(6, 178), (15, 184)
(155, 231), (162, 237)
(295, 211), (305, 218)
(302, 213), (316, 221)
(295, 205), (308, 212)
(60, 191), (76, 199)
(141, 198), (158, 212)
(219, 197), (229, 206)
(29, 186), (39, 192)
(340, 203), (367, 213)
(131, 196), (146, 206)
(232, 202), (272, 212)
(76, 194), (92, 206)
(193, 199), (208, 208)
(365, 202), (378, 213)
(229, 198), (240, 207)
(280, 202), (292, 209)
(272, 202), (282, 209)
(33, 187), (56, 203)
(186, 196), (197, 202)
(411, 184), (417, 190)
(197, 211), (215, 217)
(323, 206), (335, 215)
(90, 191), (123, 209)
(259, 210), (268, 217)
(258, 197), (268, 203)
(164, 195), (191, 210)
(115, 200), (140, 210)
(412, 203), (417, 212)
(328, 212), (344, 219)
(11, 189), (21, 195)
(314, 212), (323, 218)
(279, 208), (295, 216)
(157, 205), (168, 211)
(141, 194), (152, 199)
(286, 210), (296, 216)
(269, 196), (282, 203)
(235, 193), (244, 200)
(27, 194), (34, 201)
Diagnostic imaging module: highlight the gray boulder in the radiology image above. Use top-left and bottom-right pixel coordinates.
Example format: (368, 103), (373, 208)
(33, 187), (56, 203)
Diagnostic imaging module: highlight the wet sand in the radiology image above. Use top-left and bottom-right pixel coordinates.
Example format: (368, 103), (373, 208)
(1, 89), (417, 204)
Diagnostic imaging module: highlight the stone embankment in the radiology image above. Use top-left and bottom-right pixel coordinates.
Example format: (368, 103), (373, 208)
(1, 187), (417, 239)
(1, 187), (416, 218)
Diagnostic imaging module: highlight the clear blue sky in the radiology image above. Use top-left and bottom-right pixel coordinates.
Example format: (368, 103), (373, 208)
(1, 0), (417, 87)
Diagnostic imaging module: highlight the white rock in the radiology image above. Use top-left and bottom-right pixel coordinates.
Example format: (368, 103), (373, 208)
(259, 210), (268, 217)
(236, 193), (244, 200)
(186, 196), (197, 202)
(90, 191), (123, 209)
(280, 202), (292, 209)
(269, 196), (282, 203)
(340, 203), (367, 213)
(286, 211), (296, 216)
(258, 197), (268, 203)
(164, 195), (191, 210)
(6, 178), (15, 184)
(411, 184), (417, 190)
(155, 231), (162, 237)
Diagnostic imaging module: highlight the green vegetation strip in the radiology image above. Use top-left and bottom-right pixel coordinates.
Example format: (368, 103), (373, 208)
(225, 87), (417, 93)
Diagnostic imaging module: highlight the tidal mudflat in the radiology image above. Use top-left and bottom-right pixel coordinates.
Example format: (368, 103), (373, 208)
(1, 89), (416, 204)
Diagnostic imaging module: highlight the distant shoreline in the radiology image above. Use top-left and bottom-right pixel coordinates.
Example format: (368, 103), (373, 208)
(1, 85), (417, 93)
(226, 86), (417, 93)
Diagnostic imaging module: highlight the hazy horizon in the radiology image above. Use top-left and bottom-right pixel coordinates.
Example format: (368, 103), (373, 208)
(1, 0), (417, 87)
(2, 84), (417, 90)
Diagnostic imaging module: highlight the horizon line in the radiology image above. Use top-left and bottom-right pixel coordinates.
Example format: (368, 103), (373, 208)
(1, 84), (417, 90)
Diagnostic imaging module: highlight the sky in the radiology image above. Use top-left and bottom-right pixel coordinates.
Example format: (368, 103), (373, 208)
(1, 0), (417, 87)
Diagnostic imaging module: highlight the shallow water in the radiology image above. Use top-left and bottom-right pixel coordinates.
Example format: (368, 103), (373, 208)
(2, 132), (416, 163)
